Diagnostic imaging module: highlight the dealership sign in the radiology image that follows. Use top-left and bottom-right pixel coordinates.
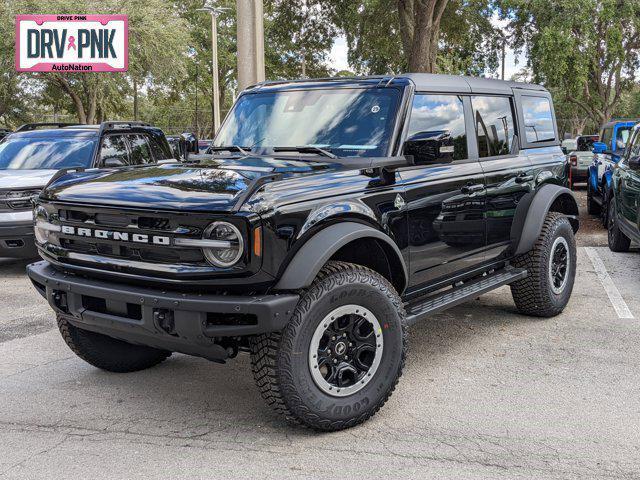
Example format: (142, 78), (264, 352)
(15, 15), (128, 72)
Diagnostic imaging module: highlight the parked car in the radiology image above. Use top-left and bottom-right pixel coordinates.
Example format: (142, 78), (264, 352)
(561, 134), (598, 188)
(608, 123), (640, 251)
(167, 132), (199, 160)
(27, 74), (578, 431)
(587, 119), (638, 224)
(0, 121), (174, 258)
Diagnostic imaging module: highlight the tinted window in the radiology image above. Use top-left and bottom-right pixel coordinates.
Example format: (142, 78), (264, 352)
(407, 94), (467, 162)
(128, 134), (153, 165)
(215, 88), (402, 157)
(522, 96), (555, 143)
(616, 127), (632, 150)
(472, 96), (515, 157)
(627, 130), (640, 159)
(149, 137), (172, 160)
(100, 135), (129, 167)
(600, 127), (613, 148)
(0, 137), (95, 170)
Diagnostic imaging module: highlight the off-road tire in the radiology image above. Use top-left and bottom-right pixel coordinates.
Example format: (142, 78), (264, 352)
(249, 261), (407, 431)
(57, 315), (171, 372)
(607, 198), (631, 252)
(587, 181), (601, 216)
(510, 212), (576, 317)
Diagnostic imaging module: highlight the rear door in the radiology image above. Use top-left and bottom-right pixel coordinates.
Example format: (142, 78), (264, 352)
(476, 93), (534, 263)
(399, 93), (487, 292)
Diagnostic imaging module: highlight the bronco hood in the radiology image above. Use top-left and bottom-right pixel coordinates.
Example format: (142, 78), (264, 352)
(40, 157), (334, 212)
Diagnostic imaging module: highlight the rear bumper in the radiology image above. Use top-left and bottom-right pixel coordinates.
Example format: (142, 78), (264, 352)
(570, 166), (588, 182)
(27, 260), (299, 361)
(0, 221), (37, 258)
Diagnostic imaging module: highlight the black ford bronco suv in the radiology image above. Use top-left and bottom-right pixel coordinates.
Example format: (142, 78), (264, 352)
(27, 74), (579, 431)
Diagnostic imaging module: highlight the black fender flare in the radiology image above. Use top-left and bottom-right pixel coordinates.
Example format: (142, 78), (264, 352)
(512, 184), (579, 256)
(274, 222), (408, 292)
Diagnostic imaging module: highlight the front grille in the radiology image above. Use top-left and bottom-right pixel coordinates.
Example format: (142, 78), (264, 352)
(43, 204), (220, 270)
(0, 188), (40, 211)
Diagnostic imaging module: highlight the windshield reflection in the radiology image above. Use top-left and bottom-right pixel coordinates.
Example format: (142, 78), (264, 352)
(214, 88), (402, 157)
(0, 137), (95, 170)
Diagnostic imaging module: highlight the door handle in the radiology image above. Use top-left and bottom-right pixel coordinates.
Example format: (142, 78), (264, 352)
(515, 173), (534, 184)
(461, 183), (485, 194)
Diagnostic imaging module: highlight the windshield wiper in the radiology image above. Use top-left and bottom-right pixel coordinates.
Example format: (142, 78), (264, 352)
(208, 145), (251, 155)
(273, 146), (337, 159)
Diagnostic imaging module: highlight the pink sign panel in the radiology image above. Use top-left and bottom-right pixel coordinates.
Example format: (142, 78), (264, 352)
(15, 14), (128, 72)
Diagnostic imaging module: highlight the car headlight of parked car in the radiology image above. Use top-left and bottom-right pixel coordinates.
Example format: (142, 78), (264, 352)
(174, 221), (245, 267)
(33, 205), (57, 244)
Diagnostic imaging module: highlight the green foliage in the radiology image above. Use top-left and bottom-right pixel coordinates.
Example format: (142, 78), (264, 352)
(501, 0), (640, 127)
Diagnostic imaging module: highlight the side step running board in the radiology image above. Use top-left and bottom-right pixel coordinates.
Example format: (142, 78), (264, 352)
(405, 267), (527, 326)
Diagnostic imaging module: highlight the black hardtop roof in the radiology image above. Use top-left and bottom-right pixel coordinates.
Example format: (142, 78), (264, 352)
(248, 73), (548, 95)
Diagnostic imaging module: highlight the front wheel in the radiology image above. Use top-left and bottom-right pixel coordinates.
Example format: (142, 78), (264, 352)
(57, 315), (171, 372)
(510, 212), (577, 317)
(250, 261), (407, 431)
(607, 198), (631, 252)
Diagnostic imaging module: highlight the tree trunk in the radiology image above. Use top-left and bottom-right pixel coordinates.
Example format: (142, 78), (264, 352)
(398, 0), (450, 73)
(54, 75), (87, 123)
(133, 78), (138, 121)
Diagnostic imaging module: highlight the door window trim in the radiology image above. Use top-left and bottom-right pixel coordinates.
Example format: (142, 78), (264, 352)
(513, 90), (560, 150)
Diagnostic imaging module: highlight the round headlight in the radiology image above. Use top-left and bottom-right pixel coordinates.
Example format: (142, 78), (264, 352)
(34, 206), (50, 244)
(202, 221), (244, 267)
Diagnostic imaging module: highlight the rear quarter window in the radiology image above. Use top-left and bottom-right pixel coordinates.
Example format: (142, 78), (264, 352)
(521, 96), (556, 144)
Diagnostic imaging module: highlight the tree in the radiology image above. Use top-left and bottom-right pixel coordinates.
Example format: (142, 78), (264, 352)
(502, 0), (640, 125)
(329, 0), (500, 75)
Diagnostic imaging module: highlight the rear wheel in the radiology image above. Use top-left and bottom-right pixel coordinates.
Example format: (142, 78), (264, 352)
(607, 198), (631, 252)
(250, 261), (407, 431)
(57, 315), (171, 372)
(510, 212), (576, 317)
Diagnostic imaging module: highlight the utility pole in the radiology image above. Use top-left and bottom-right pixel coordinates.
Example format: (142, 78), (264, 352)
(500, 33), (507, 81)
(237, 0), (265, 91)
(197, 4), (228, 136)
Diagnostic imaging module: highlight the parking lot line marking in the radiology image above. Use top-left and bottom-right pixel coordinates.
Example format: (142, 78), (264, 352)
(584, 247), (634, 319)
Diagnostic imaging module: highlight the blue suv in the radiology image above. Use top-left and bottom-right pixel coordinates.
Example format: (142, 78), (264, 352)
(587, 119), (638, 224)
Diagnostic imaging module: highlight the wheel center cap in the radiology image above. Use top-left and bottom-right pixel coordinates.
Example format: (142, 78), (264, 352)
(334, 341), (347, 355)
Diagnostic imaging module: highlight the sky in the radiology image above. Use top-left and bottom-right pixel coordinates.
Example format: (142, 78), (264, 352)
(327, 15), (522, 80)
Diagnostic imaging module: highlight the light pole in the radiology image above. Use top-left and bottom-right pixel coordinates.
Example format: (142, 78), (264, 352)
(197, 4), (228, 136)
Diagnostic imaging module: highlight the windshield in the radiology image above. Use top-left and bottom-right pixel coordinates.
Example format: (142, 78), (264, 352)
(214, 88), (403, 157)
(0, 137), (95, 170)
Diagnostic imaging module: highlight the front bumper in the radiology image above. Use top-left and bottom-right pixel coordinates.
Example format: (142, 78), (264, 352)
(27, 260), (299, 361)
(0, 214), (37, 258)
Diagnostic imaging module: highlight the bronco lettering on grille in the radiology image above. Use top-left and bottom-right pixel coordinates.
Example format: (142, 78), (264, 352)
(60, 225), (170, 245)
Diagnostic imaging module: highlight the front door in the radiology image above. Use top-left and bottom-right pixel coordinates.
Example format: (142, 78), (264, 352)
(620, 129), (640, 234)
(399, 93), (486, 293)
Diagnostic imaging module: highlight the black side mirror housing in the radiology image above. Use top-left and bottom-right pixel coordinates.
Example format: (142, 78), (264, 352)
(403, 131), (455, 165)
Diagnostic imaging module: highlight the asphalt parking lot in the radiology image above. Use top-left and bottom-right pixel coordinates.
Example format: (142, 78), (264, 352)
(1, 188), (639, 479)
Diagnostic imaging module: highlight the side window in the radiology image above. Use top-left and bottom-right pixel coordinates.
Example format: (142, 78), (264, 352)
(406, 94), (467, 163)
(616, 127), (631, 150)
(601, 127), (613, 148)
(627, 130), (640, 159)
(521, 96), (555, 144)
(149, 136), (171, 160)
(99, 135), (129, 167)
(471, 96), (515, 157)
(127, 134), (154, 165)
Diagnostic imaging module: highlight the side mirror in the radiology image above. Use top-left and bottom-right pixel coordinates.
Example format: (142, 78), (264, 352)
(592, 141), (607, 154)
(403, 131), (455, 164)
(103, 157), (126, 168)
(561, 147), (568, 155)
